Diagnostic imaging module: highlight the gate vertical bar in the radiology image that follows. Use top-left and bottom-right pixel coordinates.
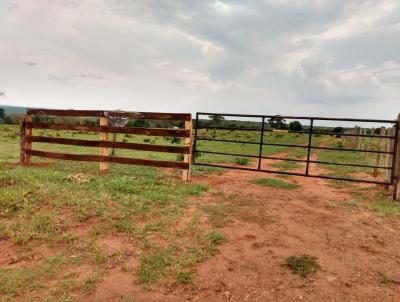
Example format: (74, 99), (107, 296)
(258, 117), (266, 170)
(192, 112), (199, 165)
(305, 118), (314, 175)
(392, 115), (400, 200)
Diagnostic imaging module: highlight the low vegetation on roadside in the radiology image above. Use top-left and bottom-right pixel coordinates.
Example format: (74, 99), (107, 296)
(251, 177), (300, 190)
(286, 254), (321, 277)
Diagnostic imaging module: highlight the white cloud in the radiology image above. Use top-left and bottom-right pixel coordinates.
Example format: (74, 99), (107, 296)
(0, 0), (399, 119)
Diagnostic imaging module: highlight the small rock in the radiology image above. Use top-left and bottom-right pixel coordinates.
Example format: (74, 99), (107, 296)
(327, 276), (337, 282)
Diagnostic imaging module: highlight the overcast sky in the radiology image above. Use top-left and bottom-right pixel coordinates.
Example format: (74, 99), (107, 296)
(0, 0), (399, 119)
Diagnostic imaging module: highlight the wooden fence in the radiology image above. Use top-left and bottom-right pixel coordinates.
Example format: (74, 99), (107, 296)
(19, 109), (193, 181)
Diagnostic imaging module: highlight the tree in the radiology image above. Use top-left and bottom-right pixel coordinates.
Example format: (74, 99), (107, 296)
(333, 127), (344, 134)
(289, 121), (302, 132)
(267, 116), (287, 130)
(127, 119), (150, 128)
(0, 108), (5, 121)
(208, 114), (225, 126)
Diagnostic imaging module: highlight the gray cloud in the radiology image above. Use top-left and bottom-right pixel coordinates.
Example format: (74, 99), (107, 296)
(0, 0), (399, 119)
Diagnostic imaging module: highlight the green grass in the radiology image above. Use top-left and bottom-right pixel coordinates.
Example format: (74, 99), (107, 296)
(234, 157), (251, 166)
(286, 254), (321, 277)
(0, 125), (223, 300)
(270, 161), (301, 170)
(316, 136), (390, 180)
(251, 178), (299, 190)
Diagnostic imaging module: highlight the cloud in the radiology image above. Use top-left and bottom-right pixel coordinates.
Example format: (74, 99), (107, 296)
(0, 0), (399, 119)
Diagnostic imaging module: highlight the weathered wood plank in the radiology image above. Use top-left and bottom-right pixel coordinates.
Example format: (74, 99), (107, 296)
(99, 116), (109, 172)
(27, 109), (105, 117)
(27, 122), (190, 137)
(26, 149), (189, 169)
(25, 136), (190, 154)
(24, 115), (32, 165)
(19, 115), (26, 164)
(182, 118), (193, 181)
(27, 108), (191, 121)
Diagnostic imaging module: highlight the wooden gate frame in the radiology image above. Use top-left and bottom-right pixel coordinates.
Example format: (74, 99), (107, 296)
(20, 109), (193, 181)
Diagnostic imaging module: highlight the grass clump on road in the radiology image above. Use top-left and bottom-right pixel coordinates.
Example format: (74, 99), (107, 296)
(286, 254), (321, 277)
(252, 178), (299, 190)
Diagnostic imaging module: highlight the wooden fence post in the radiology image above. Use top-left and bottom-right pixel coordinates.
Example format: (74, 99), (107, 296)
(393, 114), (400, 201)
(99, 115), (109, 172)
(182, 116), (193, 181)
(24, 115), (32, 165)
(353, 127), (358, 145)
(19, 115), (26, 164)
(356, 127), (363, 151)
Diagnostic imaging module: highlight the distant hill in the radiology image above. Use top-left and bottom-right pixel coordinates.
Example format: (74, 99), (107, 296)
(0, 105), (26, 115)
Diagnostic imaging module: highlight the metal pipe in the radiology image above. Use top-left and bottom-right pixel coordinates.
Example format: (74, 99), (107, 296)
(305, 118), (314, 175)
(197, 112), (397, 124)
(258, 117), (265, 170)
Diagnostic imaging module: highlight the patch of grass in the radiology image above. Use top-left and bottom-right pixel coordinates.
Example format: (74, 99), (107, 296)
(83, 271), (102, 293)
(207, 231), (225, 245)
(234, 157), (251, 166)
(378, 272), (393, 285)
(252, 178), (299, 190)
(372, 200), (400, 217)
(286, 254), (321, 277)
(201, 204), (230, 228)
(270, 161), (301, 170)
(176, 271), (194, 286)
(338, 199), (361, 209)
(138, 245), (176, 284)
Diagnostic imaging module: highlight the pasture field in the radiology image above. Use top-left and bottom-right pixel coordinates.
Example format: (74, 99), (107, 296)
(1, 124), (399, 302)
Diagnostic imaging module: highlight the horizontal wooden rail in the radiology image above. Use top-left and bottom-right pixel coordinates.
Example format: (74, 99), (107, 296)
(27, 108), (191, 121)
(26, 149), (189, 169)
(25, 136), (189, 154)
(27, 122), (190, 137)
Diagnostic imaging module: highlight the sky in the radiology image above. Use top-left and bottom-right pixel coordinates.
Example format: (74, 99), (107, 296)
(0, 0), (399, 119)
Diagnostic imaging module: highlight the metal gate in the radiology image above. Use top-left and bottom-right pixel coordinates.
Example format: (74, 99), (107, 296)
(193, 112), (399, 185)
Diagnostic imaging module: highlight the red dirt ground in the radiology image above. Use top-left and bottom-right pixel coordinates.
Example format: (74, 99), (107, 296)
(3, 161), (400, 302)
(81, 160), (400, 302)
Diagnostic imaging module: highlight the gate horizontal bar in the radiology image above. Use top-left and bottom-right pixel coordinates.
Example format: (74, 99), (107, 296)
(196, 137), (260, 145)
(25, 136), (189, 154)
(311, 145), (393, 154)
(26, 149), (189, 169)
(196, 150), (392, 169)
(27, 122), (190, 137)
(196, 126), (396, 139)
(194, 162), (391, 185)
(197, 112), (398, 124)
(309, 160), (392, 170)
